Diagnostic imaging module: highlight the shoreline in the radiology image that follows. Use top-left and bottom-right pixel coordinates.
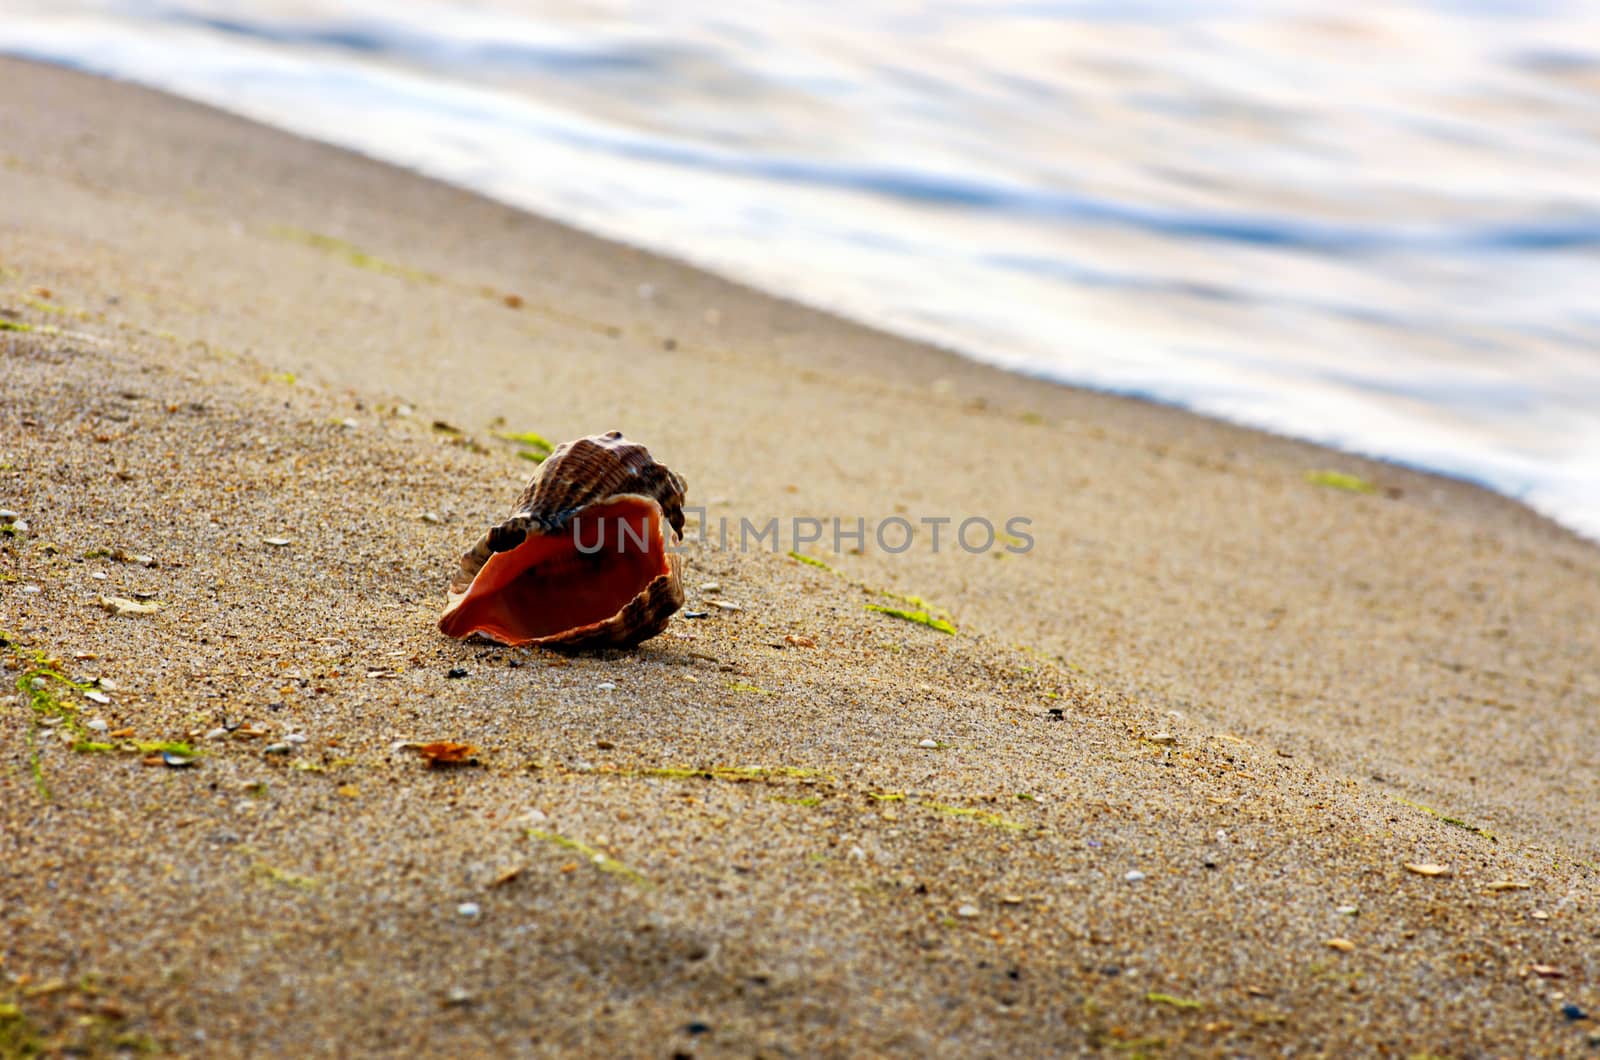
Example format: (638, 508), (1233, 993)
(3, 58), (1597, 1055)
(9, 39), (1597, 545)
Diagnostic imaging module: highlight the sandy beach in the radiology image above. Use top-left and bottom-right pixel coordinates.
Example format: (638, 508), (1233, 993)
(2, 58), (1598, 1056)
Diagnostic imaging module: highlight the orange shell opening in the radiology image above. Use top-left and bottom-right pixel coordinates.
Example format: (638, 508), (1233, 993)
(438, 495), (673, 646)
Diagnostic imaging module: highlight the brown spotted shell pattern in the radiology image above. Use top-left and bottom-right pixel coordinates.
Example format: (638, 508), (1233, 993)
(438, 431), (687, 649)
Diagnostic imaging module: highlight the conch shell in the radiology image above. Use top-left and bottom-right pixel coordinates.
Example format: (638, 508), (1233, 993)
(438, 431), (686, 649)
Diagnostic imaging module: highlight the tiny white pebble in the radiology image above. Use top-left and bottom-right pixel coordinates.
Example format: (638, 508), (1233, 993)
(1337, 905), (1359, 916)
(956, 904), (980, 918)
(0, 510), (17, 520)
(1125, 870), (1147, 882)
(96, 677), (118, 691)
(91, 571), (108, 581)
(596, 682), (616, 691)
(457, 902), (481, 919)
(22, 585), (40, 595)
(285, 732), (308, 745)
(848, 845), (866, 861)
(263, 537), (291, 547)
(917, 738), (938, 749)
(340, 418), (359, 429)
(86, 719), (109, 733)
(204, 727), (228, 741)
(83, 690), (110, 705)
(10, 520), (28, 533)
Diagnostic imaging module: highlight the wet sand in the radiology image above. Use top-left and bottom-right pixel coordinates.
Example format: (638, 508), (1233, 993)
(2, 58), (1597, 1056)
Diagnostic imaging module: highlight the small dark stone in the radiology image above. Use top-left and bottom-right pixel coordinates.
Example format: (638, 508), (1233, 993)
(662, 337), (678, 351)
(1203, 859), (1218, 869)
(685, 1022), (710, 1035)
(1048, 708), (1064, 719)
(684, 610), (710, 619)
(1563, 1003), (1588, 1021)
(507, 659), (521, 669)
(1100, 966), (1122, 977)
(446, 668), (469, 679)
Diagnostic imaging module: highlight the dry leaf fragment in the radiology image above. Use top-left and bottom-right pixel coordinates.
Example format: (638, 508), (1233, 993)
(1404, 862), (1450, 877)
(1325, 938), (1356, 952)
(489, 864), (525, 888)
(98, 595), (162, 616)
(415, 741), (478, 767)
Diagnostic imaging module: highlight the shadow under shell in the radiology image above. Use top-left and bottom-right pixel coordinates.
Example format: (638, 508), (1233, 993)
(438, 495), (677, 647)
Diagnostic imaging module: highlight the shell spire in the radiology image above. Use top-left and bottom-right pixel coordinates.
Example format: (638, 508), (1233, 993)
(439, 431), (687, 649)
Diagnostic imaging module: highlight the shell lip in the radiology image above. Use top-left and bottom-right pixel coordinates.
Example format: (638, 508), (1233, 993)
(438, 492), (682, 649)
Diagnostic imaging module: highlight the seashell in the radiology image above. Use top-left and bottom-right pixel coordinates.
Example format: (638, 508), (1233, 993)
(438, 431), (686, 649)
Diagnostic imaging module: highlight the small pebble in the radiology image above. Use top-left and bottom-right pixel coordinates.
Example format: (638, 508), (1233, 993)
(1562, 1003), (1587, 1021)
(204, 727), (228, 741)
(683, 610), (710, 619)
(1124, 870), (1147, 883)
(161, 751), (196, 768)
(1145, 732), (1177, 745)
(262, 537), (291, 547)
(340, 418), (359, 430)
(710, 600), (743, 612)
(285, 733), (308, 745)
(699, 582), (722, 593)
(956, 904), (980, 918)
(8, 519), (29, 533)
(96, 677), (118, 691)
(22, 585), (40, 595)
(91, 571), (108, 581)
(596, 682), (617, 691)
(917, 738), (938, 749)
(263, 742), (292, 755)
(446, 667), (469, 679)
(86, 719), (109, 733)
(0, 510), (18, 520)
(457, 902), (481, 919)
(443, 988), (474, 1007)
(1325, 937), (1356, 952)
(1336, 905), (1359, 916)
(84, 690), (110, 705)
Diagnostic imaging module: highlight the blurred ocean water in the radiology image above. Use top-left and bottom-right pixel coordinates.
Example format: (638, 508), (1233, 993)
(7, 1), (1600, 539)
